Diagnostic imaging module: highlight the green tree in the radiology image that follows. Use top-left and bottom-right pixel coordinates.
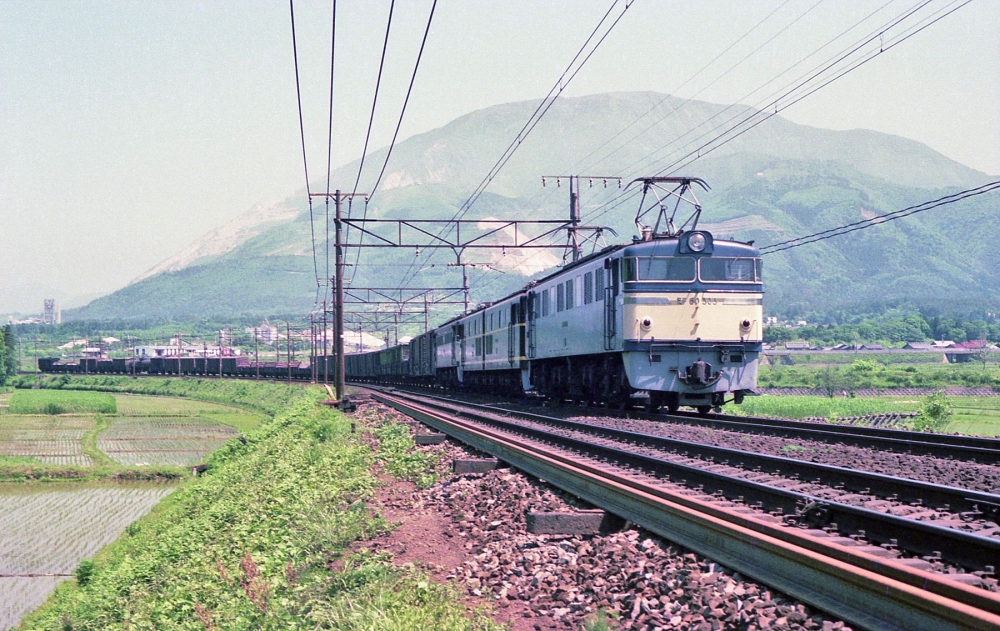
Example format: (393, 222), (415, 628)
(0, 327), (6, 386)
(0, 325), (16, 384)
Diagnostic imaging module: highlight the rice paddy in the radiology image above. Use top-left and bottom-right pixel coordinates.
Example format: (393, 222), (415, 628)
(0, 484), (173, 630)
(0, 393), (262, 468)
(98, 418), (240, 466)
(0, 390), (264, 629)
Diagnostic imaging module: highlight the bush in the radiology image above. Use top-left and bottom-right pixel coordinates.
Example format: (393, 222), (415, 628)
(912, 392), (952, 432)
(73, 559), (95, 586)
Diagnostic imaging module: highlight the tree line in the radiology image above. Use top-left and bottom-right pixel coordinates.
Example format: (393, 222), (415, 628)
(765, 315), (1000, 346)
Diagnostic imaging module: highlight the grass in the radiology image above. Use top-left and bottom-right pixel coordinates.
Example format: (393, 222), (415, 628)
(759, 361), (1000, 390)
(733, 394), (1000, 436)
(9, 390), (117, 415)
(18, 388), (504, 631)
(11, 374), (305, 417)
(732, 395), (918, 420)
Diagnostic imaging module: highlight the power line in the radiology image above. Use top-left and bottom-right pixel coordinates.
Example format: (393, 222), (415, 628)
(351, 0), (395, 198)
(649, 0), (962, 179)
(350, 0), (437, 289)
(288, 0), (320, 299)
(394, 0), (635, 294)
(578, 0), (958, 228)
(368, 0), (437, 203)
(760, 181), (1000, 254)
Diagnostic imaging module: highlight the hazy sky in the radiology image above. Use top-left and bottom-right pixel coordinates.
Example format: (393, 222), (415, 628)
(2, 0), (997, 313)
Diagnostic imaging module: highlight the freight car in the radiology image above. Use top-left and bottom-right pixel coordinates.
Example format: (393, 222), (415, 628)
(36, 356), (319, 381)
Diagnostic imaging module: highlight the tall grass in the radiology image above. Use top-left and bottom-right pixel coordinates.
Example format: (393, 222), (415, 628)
(732, 395), (918, 420)
(9, 390), (117, 415)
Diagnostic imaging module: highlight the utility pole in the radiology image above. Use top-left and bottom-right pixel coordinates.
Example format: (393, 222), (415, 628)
(34, 338), (39, 388)
(254, 328), (260, 380)
(542, 175), (621, 263)
(424, 295), (429, 333)
(323, 300), (329, 385)
(335, 191), (345, 399)
(287, 322), (292, 382)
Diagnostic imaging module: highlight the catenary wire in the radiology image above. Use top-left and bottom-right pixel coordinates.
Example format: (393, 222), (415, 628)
(761, 181), (1000, 254)
(392, 0), (635, 295)
(349, 0), (437, 289)
(577, 0), (949, 228)
(471, 0), (964, 300)
(288, 0), (320, 303)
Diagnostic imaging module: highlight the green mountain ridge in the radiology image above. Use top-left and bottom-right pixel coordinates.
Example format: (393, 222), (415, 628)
(68, 91), (999, 324)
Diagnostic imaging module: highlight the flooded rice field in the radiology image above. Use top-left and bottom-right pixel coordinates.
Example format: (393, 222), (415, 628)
(0, 392), (262, 628)
(0, 417), (93, 466)
(0, 483), (174, 630)
(98, 418), (239, 466)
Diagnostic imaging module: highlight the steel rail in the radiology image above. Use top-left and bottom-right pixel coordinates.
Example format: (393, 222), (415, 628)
(395, 391), (1000, 518)
(384, 389), (1000, 573)
(664, 410), (1000, 463)
(371, 389), (1000, 631)
(355, 383), (1000, 462)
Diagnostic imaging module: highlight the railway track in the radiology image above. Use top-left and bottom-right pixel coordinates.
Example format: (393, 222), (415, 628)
(666, 409), (1000, 464)
(367, 387), (1000, 631)
(357, 382), (1000, 463)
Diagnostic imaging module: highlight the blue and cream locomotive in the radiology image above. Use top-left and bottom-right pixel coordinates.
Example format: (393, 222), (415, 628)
(346, 177), (762, 413)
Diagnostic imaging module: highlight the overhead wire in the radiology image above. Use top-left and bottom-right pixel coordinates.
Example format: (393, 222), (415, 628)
(343, 0), (396, 298)
(583, 1), (929, 222)
(647, 0), (961, 179)
(392, 0), (636, 296)
(351, 0), (396, 198)
(472, 0), (966, 299)
(577, 0), (958, 228)
(288, 0), (321, 302)
(348, 0), (437, 289)
(760, 181), (1000, 254)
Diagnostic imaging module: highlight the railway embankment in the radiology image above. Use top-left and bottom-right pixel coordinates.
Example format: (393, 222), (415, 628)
(15, 379), (504, 630)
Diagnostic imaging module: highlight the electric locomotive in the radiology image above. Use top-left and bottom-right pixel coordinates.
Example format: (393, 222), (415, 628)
(346, 176), (762, 413)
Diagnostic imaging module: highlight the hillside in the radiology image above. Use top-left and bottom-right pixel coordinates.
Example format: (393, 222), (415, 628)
(68, 91), (998, 323)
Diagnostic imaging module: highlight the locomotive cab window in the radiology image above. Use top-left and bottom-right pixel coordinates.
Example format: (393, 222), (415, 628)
(627, 257), (696, 281)
(699, 257), (761, 282)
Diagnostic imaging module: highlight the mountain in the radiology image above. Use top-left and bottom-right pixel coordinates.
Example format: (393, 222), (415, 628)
(67, 91), (998, 324)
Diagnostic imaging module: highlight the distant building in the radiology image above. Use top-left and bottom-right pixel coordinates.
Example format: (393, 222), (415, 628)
(903, 342), (934, 350)
(784, 342), (811, 350)
(42, 299), (61, 325)
(859, 343), (885, 351)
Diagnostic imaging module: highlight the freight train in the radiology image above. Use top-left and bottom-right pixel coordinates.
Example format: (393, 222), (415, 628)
(37, 355), (318, 381)
(346, 224), (763, 414)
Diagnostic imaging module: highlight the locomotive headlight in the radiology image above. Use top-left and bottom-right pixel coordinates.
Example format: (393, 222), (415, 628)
(640, 318), (652, 331)
(739, 319), (752, 335)
(688, 233), (707, 252)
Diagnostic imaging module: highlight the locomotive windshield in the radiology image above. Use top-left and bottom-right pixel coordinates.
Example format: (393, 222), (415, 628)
(699, 257), (761, 282)
(626, 257), (696, 281)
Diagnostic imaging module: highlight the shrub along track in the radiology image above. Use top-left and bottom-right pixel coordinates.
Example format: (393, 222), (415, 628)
(371, 387), (1000, 631)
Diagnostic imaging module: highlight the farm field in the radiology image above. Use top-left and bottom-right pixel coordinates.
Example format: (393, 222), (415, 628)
(8, 390), (116, 415)
(0, 417), (94, 466)
(0, 393), (262, 469)
(0, 483), (173, 630)
(97, 418), (240, 466)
